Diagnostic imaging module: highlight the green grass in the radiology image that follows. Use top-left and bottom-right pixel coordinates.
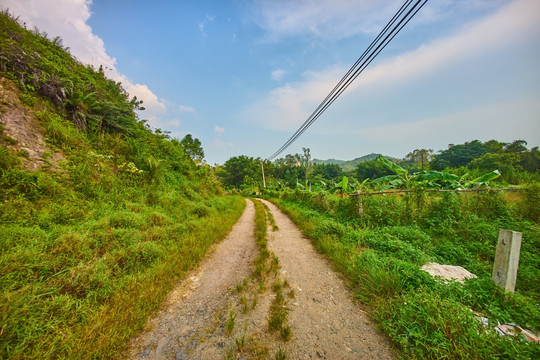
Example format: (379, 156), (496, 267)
(225, 309), (236, 336)
(267, 190), (540, 359)
(0, 11), (247, 358)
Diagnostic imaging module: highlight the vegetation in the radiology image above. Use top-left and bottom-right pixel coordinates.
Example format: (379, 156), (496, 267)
(224, 199), (290, 359)
(1, 12), (244, 359)
(216, 130), (539, 359)
(263, 189), (539, 358)
(2, 7), (539, 360)
(217, 139), (539, 192)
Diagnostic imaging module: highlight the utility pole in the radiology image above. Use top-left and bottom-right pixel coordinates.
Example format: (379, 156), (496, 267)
(260, 160), (266, 189)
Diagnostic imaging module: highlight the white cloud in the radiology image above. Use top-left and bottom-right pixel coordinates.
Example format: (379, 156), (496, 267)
(355, 0), (540, 90)
(199, 14), (215, 38)
(211, 138), (234, 149)
(271, 69), (285, 81)
(1, 0), (115, 69)
(214, 125), (225, 136)
(179, 105), (196, 113)
(242, 66), (345, 131)
(358, 97), (540, 151)
(246, 0), (512, 41)
(246, 0), (402, 41)
(1, 0), (168, 126)
(243, 0), (540, 132)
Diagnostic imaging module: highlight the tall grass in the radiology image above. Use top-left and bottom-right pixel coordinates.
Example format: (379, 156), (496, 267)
(0, 164), (245, 358)
(0, 14), (246, 356)
(267, 190), (540, 359)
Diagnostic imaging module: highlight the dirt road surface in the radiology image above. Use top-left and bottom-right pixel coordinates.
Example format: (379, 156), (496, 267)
(129, 198), (396, 359)
(259, 199), (395, 359)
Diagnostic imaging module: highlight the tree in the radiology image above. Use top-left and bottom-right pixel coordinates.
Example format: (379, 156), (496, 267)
(405, 149), (433, 170)
(312, 164), (343, 180)
(430, 140), (488, 170)
(217, 155), (260, 188)
(180, 134), (204, 162)
(302, 147), (312, 187)
(355, 160), (393, 181)
(504, 140), (528, 154)
(519, 146), (540, 173)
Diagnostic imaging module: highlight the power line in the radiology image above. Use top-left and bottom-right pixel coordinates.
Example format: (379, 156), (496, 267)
(266, 0), (429, 161)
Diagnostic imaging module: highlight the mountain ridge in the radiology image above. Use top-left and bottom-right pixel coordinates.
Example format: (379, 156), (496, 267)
(313, 153), (395, 171)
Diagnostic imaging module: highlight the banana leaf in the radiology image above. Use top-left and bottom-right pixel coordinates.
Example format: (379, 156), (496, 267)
(378, 155), (408, 176)
(372, 175), (401, 183)
(466, 170), (500, 187)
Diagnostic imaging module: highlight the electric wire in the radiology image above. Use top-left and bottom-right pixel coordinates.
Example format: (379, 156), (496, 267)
(266, 0), (429, 161)
(276, 0), (427, 156)
(267, 0), (414, 161)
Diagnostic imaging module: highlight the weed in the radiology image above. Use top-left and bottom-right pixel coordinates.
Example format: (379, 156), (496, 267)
(235, 333), (245, 352)
(274, 347), (287, 360)
(0, 14), (248, 357)
(252, 294), (258, 309)
(271, 281), (282, 292)
(240, 295), (249, 314)
(223, 347), (235, 360)
(225, 310), (236, 336)
(279, 325), (292, 341)
(235, 283), (245, 294)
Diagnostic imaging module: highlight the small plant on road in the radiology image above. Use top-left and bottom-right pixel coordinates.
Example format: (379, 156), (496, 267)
(225, 310), (236, 336)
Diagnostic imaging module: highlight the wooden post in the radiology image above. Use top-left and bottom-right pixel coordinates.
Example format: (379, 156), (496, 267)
(260, 161), (266, 189)
(492, 229), (522, 293)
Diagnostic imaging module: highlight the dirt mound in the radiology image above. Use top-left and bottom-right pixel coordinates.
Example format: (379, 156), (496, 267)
(0, 77), (63, 170)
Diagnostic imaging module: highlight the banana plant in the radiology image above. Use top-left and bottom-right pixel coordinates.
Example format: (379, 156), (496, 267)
(373, 156), (501, 190)
(349, 177), (370, 192)
(330, 176), (349, 194)
(372, 156), (413, 190)
(466, 170), (500, 188)
(412, 170), (460, 189)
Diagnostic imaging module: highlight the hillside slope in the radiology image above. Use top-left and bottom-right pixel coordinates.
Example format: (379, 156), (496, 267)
(313, 153), (394, 171)
(0, 12), (244, 359)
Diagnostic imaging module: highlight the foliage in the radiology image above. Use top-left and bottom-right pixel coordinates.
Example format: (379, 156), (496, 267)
(373, 155), (501, 190)
(431, 140), (489, 170)
(404, 148), (433, 170)
(355, 159), (394, 181)
(0, 12), (143, 134)
(311, 163), (343, 180)
(0, 12), (245, 359)
(431, 140), (539, 184)
(264, 189), (540, 359)
(217, 155), (265, 189)
(180, 133), (204, 162)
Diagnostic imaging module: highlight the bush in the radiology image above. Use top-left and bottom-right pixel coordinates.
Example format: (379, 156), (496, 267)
(520, 182), (540, 222)
(377, 288), (539, 359)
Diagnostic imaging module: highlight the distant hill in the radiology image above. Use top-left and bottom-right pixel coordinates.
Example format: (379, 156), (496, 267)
(313, 153), (395, 171)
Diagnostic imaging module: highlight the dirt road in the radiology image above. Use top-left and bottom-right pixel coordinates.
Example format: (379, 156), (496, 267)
(129, 198), (396, 359)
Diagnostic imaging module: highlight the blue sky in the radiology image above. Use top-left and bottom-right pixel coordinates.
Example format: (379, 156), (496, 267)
(2, 0), (539, 164)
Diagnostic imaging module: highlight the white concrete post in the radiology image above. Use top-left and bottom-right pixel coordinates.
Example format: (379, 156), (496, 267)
(492, 229), (522, 293)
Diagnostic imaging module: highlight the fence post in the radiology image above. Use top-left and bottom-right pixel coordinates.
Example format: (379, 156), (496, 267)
(492, 229), (522, 293)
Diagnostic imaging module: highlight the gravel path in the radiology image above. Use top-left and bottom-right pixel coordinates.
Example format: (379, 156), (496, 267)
(129, 199), (258, 359)
(129, 198), (396, 359)
(259, 199), (396, 359)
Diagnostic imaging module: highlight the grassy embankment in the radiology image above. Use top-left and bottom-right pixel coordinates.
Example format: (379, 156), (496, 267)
(0, 12), (244, 359)
(266, 188), (539, 359)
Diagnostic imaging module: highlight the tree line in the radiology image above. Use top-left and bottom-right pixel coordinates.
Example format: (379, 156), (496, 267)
(216, 139), (540, 190)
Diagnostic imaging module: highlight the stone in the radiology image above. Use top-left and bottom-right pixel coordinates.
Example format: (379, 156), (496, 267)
(175, 350), (189, 360)
(421, 262), (477, 283)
